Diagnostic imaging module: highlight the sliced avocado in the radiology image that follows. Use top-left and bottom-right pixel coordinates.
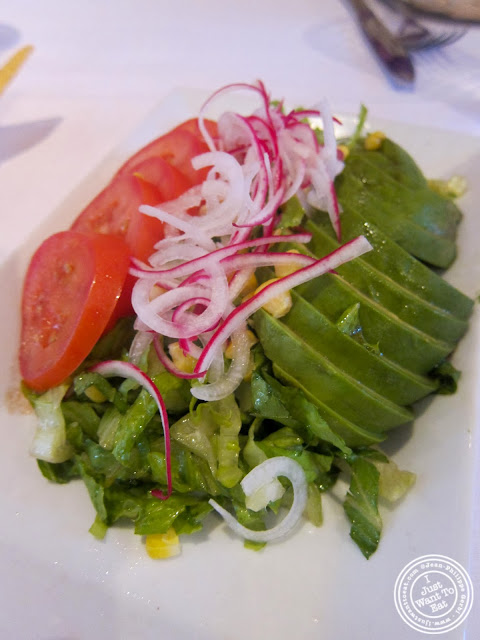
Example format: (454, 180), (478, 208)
(271, 363), (387, 448)
(336, 174), (457, 267)
(346, 151), (462, 234)
(254, 310), (413, 432)
(305, 219), (469, 344)
(353, 138), (428, 190)
(297, 272), (454, 375)
(283, 291), (438, 405)
(310, 208), (473, 321)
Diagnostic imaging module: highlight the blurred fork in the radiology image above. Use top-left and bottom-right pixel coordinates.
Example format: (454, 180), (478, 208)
(397, 21), (466, 50)
(380, 0), (467, 50)
(346, 0), (466, 85)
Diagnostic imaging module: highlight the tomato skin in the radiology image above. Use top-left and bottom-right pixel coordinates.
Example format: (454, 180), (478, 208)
(72, 156), (192, 262)
(173, 118), (218, 141)
(125, 161), (192, 262)
(115, 129), (212, 186)
(21, 118), (220, 390)
(71, 158), (163, 240)
(20, 231), (130, 392)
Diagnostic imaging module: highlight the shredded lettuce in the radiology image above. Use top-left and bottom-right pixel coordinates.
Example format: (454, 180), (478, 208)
(373, 458), (416, 502)
(28, 383), (73, 463)
(343, 454), (382, 559)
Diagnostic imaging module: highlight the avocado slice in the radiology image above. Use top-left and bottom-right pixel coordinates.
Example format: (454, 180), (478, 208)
(345, 151), (461, 235)
(305, 219), (469, 344)
(336, 174), (457, 267)
(297, 272), (454, 375)
(283, 291), (438, 405)
(272, 363), (387, 448)
(309, 208), (473, 320)
(352, 138), (427, 190)
(255, 310), (413, 432)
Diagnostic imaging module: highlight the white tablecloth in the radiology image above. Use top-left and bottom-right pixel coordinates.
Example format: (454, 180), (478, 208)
(1, 1), (479, 637)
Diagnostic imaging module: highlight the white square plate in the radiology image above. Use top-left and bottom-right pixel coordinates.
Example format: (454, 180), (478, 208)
(1, 89), (479, 639)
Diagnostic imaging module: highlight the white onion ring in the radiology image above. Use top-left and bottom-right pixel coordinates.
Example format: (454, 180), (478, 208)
(209, 456), (307, 542)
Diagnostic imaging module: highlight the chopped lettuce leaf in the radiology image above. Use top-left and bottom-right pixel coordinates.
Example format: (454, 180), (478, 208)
(89, 514), (108, 540)
(242, 418), (268, 469)
(134, 494), (212, 536)
(29, 383), (73, 463)
(251, 371), (351, 454)
(347, 104), (368, 150)
(171, 395), (243, 488)
(429, 359), (461, 395)
(85, 316), (136, 363)
(277, 196), (305, 229)
(37, 458), (78, 484)
(78, 459), (108, 522)
(373, 459), (416, 502)
(305, 482), (323, 527)
(97, 406), (122, 450)
(62, 401), (101, 441)
(74, 372), (117, 403)
(215, 395), (244, 488)
(343, 455), (382, 559)
(427, 175), (467, 199)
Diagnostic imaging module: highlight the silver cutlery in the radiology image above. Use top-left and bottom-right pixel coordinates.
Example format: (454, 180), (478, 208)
(346, 0), (467, 85)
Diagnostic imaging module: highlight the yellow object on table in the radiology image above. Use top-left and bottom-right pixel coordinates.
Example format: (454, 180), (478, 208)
(0, 45), (34, 96)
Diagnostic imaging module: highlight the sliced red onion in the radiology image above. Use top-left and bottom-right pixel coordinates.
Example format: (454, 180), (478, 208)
(128, 330), (153, 365)
(191, 151), (246, 229)
(209, 456), (307, 543)
(195, 236), (372, 373)
(171, 296), (210, 323)
(129, 233), (312, 281)
(228, 267), (256, 302)
(139, 204), (215, 251)
(153, 335), (204, 380)
(236, 185), (285, 228)
(316, 98), (344, 180)
(179, 338), (203, 359)
(191, 327), (250, 401)
(90, 360), (172, 499)
(306, 158), (341, 240)
(220, 251), (315, 273)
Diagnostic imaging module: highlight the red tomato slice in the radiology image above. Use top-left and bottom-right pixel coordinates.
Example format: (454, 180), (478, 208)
(71, 158), (163, 240)
(72, 156), (192, 259)
(132, 155), (192, 200)
(116, 129), (212, 186)
(126, 173), (189, 263)
(20, 231), (130, 392)
(173, 117), (218, 141)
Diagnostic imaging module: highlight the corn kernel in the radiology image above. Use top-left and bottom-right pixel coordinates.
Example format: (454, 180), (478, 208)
(364, 131), (386, 151)
(84, 386), (107, 403)
(145, 529), (181, 559)
(224, 329), (258, 359)
(428, 175), (467, 199)
(168, 341), (197, 373)
(274, 249), (304, 278)
(149, 284), (166, 301)
(337, 144), (350, 160)
(255, 278), (292, 318)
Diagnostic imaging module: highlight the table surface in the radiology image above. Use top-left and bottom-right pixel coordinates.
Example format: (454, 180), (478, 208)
(1, 1), (479, 638)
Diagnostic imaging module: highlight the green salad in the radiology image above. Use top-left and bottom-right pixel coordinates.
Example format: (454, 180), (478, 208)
(21, 83), (473, 559)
